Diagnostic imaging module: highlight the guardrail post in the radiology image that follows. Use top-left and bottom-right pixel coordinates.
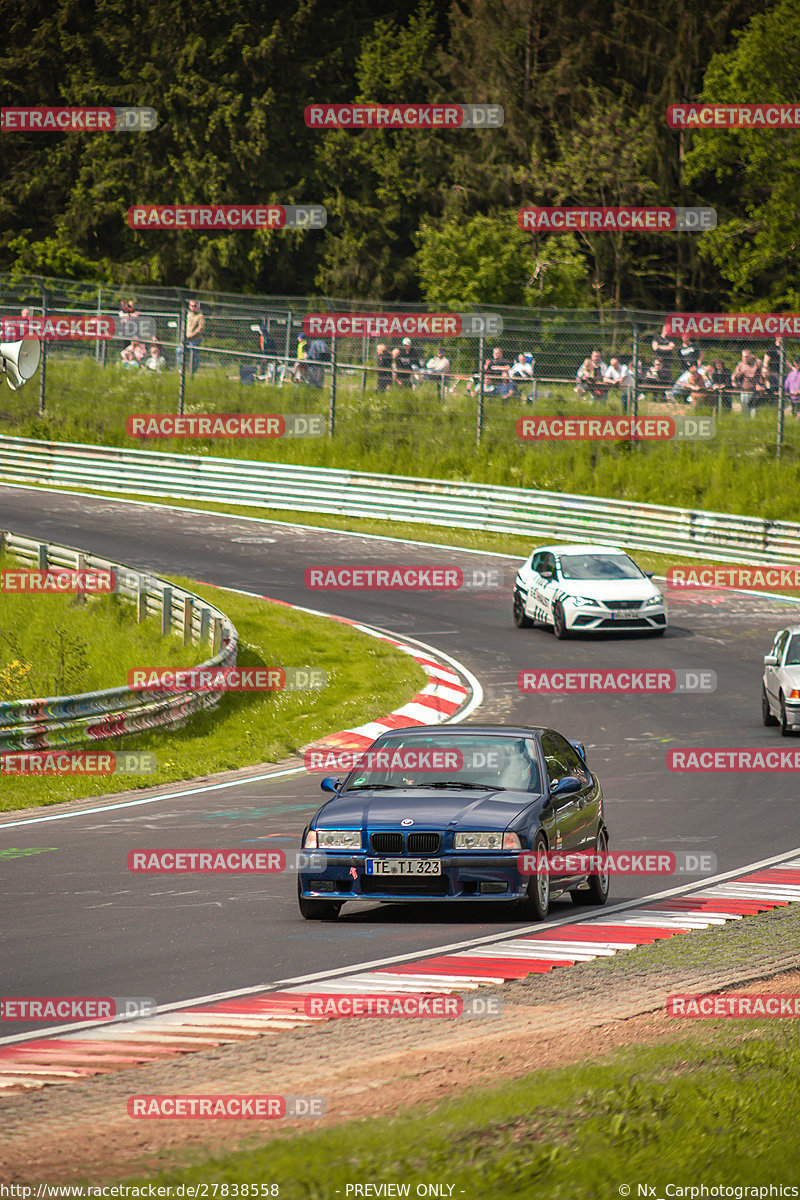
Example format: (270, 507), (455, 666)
(212, 616), (223, 655)
(161, 587), (172, 637)
(76, 552), (87, 605)
(182, 596), (194, 644)
(37, 542), (47, 570)
(137, 575), (147, 623)
(199, 606), (210, 644)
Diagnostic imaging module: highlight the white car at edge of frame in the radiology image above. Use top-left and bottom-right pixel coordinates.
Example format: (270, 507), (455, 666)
(762, 625), (800, 735)
(513, 542), (668, 639)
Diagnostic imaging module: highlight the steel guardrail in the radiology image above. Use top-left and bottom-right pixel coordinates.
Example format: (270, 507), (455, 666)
(0, 529), (238, 753)
(0, 434), (797, 565)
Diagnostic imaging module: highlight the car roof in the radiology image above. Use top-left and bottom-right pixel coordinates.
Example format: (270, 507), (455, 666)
(375, 724), (548, 738)
(532, 543), (627, 556)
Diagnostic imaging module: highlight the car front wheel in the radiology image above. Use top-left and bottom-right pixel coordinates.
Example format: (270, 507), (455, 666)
(780, 693), (792, 737)
(519, 833), (550, 920)
(571, 828), (610, 907)
(513, 589), (533, 628)
(298, 880), (342, 921)
(762, 684), (779, 727)
(553, 602), (569, 640)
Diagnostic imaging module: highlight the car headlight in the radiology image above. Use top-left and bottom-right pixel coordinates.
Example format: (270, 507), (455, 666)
(642, 594), (664, 607)
(454, 832), (522, 850)
(568, 595), (600, 607)
(314, 829), (362, 850)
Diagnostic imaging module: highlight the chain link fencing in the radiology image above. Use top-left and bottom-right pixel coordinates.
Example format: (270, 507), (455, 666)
(1, 276), (797, 472)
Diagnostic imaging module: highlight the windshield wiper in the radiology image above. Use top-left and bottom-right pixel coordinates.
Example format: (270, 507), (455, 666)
(346, 783), (404, 791)
(425, 781), (502, 791)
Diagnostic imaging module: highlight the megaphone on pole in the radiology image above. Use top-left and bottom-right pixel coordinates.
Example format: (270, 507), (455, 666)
(0, 339), (41, 390)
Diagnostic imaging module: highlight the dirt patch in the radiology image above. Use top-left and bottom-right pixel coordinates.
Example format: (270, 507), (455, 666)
(2, 917), (799, 1186)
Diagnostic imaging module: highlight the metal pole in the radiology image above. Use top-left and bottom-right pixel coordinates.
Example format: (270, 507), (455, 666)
(283, 309), (292, 384)
(95, 286), (102, 363)
(38, 284), (48, 417)
(776, 338), (785, 459)
(476, 331), (485, 446)
(329, 335), (337, 437)
(178, 302), (186, 416)
(630, 324), (639, 449)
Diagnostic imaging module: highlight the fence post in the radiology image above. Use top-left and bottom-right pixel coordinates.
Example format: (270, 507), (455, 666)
(212, 616), (223, 655)
(630, 323), (639, 448)
(38, 284), (48, 418)
(161, 587), (172, 637)
(329, 334), (337, 437)
(776, 338), (785, 459)
(283, 309), (293, 382)
(95, 287), (103, 364)
(182, 596), (193, 645)
(177, 303), (186, 415)
(476, 331), (485, 445)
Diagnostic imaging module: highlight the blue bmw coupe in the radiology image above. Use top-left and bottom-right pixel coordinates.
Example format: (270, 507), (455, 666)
(297, 724), (609, 921)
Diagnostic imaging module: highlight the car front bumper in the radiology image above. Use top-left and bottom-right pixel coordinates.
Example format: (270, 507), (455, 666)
(298, 853), (579, 903)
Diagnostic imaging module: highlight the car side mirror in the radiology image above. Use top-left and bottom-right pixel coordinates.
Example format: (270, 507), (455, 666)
(550, 775), (582, 797)
(763, 654), (779, 667)
(645, 571), (654, 578)
(320, 776), (342, 793)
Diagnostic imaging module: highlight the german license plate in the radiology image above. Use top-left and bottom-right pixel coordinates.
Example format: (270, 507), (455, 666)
(366, 859), (442, 876)
(611, 607), (639, 618)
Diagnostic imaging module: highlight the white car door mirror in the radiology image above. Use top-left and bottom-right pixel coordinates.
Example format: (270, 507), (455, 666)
(763, 654), (779, 666)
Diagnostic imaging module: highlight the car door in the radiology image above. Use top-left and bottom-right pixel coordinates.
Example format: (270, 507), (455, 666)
(530, 551), (558, 622)
(765, 629), (789, 710)
(548, 732), (599, 853)
(539, 731), (584, 861)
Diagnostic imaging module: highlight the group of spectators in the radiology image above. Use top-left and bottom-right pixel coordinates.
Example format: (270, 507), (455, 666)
(374, 338), (454, 392)
(117, 299), (203, 375)
(575, 326), (800, 417)
(464, 347), (535, 399)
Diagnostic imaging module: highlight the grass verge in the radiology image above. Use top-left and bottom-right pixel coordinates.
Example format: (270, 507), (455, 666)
(122, 1005), (800, 1198)
(3, 356), (800, 520)
(0, 575), (428, 811)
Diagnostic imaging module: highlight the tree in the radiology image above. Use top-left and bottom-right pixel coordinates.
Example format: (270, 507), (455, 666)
(681, 0), (800, 308)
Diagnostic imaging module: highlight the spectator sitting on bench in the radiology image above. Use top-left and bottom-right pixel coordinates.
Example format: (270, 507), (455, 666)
(575, 349), (608, 400)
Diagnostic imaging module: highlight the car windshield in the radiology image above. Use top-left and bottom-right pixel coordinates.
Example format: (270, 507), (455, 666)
(344, 736), (542, 793)
(558, 553), (644, 582)
(785, 634), (800, 665)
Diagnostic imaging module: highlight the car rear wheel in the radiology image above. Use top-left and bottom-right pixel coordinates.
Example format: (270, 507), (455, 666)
(518, 834), (550, 920)
(298, 880), (342, 921)
(571, 829), (610, 907)
(513, 590), (533, 628)
(553, 602), (569, 640)
(780, 692), (791, 737)
(762, 684), (779, 726)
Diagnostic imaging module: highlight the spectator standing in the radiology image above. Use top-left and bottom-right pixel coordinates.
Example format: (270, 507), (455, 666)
(376, 343), (392, 392)
(652, 324), (677, 375)
(292, 333), (308, 383)
(784, 358), (800, 417)
(305, 337), (329, 389)
(678, 334), (699, 370)
(393, 339), (416, 388)
(731, 349), (761, 416)
(258, 319), (279, 381)
(706, 358), (731, 410)
(185, 299), (205, 376)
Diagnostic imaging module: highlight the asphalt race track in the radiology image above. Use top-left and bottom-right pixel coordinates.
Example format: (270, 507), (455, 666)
(2, 485), (799, 1035)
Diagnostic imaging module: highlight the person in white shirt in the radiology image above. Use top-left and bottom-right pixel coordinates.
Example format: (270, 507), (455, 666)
(603, 357), (634, 410)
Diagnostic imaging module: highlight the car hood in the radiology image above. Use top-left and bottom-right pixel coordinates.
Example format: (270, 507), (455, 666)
(557, 578), (661, 602)
(315, 788), (542, 830)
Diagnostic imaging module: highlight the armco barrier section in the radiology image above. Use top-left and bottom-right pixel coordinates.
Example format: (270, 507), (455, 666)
(0, 435), (798, 565)
(0, 531), (238, 753)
